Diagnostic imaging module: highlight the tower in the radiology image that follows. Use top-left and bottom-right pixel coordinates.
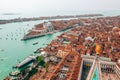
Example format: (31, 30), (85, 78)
(95, 44), (101, 56)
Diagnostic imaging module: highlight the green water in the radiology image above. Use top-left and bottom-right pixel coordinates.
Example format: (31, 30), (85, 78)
(0, 20), (63, 79)
(92, 67), (98, 80)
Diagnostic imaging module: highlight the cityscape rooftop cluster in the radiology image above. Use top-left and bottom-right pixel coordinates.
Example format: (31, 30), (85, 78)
(4, 16), (120, 80)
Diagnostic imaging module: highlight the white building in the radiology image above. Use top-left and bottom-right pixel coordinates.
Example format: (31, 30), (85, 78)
(43, 21), (54, 32)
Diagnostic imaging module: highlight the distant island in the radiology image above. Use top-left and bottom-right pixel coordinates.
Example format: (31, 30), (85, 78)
(0, 14), (103, 24)
(2, 13), (20, 15)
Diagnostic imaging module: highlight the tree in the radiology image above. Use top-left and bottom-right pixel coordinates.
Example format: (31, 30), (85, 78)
(36, 56), (42, 62)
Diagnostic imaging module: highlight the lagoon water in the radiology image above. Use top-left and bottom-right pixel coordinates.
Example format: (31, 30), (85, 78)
(0, 10), (120, 79)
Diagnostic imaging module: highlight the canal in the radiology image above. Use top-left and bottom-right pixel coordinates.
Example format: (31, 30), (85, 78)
(0, 20), (64, 79)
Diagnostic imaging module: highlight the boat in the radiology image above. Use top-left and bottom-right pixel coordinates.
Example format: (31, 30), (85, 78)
(34, 48), (41, 53)
(13, 55), (36, 68)
(27, 24), (29, 26)
(9, 70), (20, 76)
(0, 49), (4, 52)
(32, 42), (38, 45)
(0, 57), (7, 61)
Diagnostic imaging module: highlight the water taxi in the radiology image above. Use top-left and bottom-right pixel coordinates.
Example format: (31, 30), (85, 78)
(32, 42), (38, 45)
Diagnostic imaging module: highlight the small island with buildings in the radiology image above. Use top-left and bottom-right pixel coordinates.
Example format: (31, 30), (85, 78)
(4, 15), (120, 80)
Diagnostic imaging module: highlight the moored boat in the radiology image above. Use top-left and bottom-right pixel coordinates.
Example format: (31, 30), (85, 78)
(9, 70), (20, 76)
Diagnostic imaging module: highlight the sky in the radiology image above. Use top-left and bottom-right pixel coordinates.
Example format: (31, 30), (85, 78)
(0, 0), (120, 15)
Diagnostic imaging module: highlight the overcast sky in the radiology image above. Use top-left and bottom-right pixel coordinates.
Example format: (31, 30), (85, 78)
(0, 0), (120, 13)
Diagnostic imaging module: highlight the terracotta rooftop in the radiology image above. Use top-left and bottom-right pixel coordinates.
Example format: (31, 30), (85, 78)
(30, 16), (120, 80)
(47, 51), (82, 80)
